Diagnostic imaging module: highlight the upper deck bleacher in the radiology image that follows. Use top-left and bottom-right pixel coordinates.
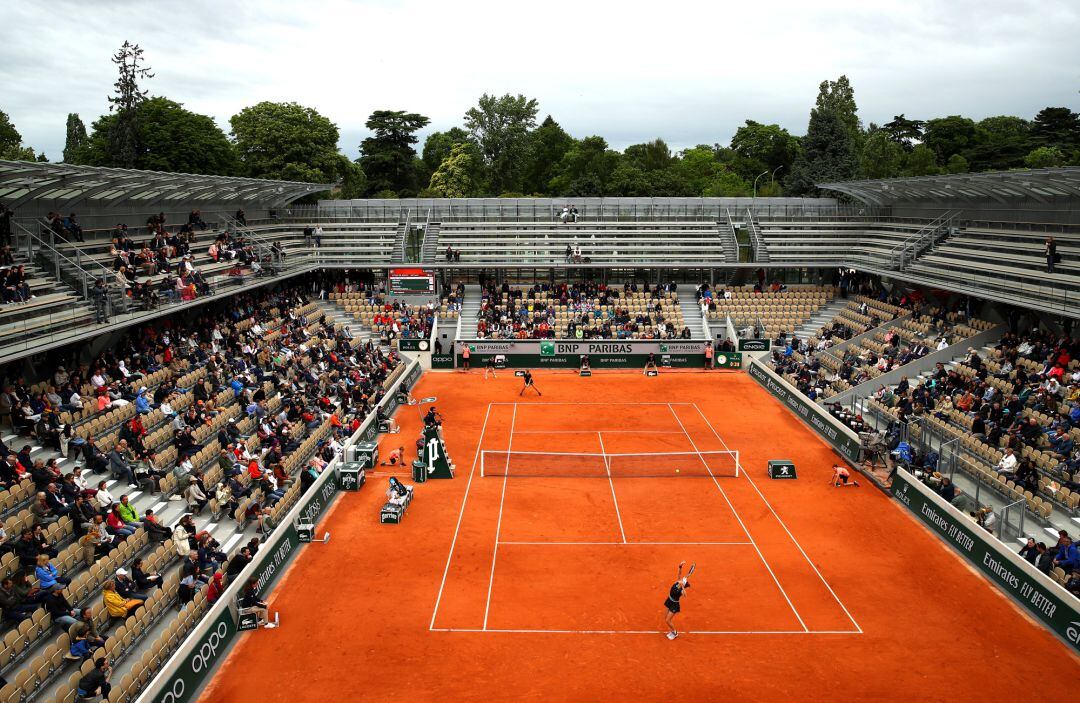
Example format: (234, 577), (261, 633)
(434, 220), (729, 265)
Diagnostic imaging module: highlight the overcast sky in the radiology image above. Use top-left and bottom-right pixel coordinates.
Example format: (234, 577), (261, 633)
(2, 0), (1078, 161)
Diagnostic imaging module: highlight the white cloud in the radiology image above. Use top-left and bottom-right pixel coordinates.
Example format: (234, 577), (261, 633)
(1, 0), (1077, 160)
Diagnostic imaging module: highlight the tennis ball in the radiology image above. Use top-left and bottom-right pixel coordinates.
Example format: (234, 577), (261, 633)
(676, 469), (680, 473)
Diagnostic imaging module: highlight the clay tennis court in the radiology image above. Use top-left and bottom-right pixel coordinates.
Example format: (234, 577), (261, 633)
(200, 370), (1080, 702)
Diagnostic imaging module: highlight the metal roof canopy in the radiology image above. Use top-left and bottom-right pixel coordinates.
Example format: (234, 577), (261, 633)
(0, 160), (335, 211)
(818, 168), (1080, 207)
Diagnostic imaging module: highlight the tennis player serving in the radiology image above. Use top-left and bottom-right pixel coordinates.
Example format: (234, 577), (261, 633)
(663, 561), (694, 639)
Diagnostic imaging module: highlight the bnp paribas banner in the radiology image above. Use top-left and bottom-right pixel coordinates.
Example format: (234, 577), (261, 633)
(893, 471), (1080, 654)
(455, 339), (710, 368)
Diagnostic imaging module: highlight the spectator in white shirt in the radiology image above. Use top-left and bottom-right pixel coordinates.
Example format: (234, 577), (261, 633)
(997, 447), (1018, 475)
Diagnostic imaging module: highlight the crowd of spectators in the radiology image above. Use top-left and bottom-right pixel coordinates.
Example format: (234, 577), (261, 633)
(867, 326), (1080, 597)
(476, 281), (688, 340)
(768, 293), (966, 402)
(0, 276), (404, 680)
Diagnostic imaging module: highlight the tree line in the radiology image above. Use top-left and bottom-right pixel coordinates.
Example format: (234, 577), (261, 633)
(1, 43), (1078, 200)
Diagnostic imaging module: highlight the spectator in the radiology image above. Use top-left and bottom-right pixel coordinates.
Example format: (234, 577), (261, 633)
(0, 576), (35, 622)
(76, 658), (112, 700)
(35, 554), (70, 592)
(101, 579), (143, 619)
(132, 557), (163, 593)
(44, 588), (79, 628)
(115, 567), (149, 602)
(206, 572), (225, 603)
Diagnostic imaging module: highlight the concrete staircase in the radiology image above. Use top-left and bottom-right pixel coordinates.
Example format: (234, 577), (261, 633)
(459, 285), (483, 334)
(677, 296), (708, 340)
(793, 298), (850, 340)
(315, 298), (378, 346)
(421, 222), (441, 263)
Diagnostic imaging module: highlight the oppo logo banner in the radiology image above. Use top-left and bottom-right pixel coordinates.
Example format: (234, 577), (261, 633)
(156, 617), (234, 703)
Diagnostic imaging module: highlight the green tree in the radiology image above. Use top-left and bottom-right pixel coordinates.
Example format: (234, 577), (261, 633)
(785, 108), (859, 195)
(106, 41), (154, 168)
(358, 110), (430, 196)
(923, 115), (977, 163)
(859, 129), (904, 179)
(607, 163), (651, 196)
(967, 115), (1031, 171)
(676, 146), (724, 194)
(814, 75), (861, 143)
(548, 136), (620, 196)
(901, 144), (940, 176)
(421, 127), (472, 177)
(83, 97), (238, 174)
(729, 121), (798, 177)
(0, 109), (39, 160)
(230, 101), (348, 184)
(1024, 146), (1067, 168)
(62, 113), (88, 163)
(522, 116), (574, 194)
(428, 143), (478, 197)
(1031, 107), (1080, 150)
(945, 153), (969, 174)
(623, 138), (675, 172)
(881, 114), (925, 150)
(464, 93), (539, 194)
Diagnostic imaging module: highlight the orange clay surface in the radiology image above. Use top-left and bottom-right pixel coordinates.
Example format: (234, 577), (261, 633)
(200, 369), (1080, 702)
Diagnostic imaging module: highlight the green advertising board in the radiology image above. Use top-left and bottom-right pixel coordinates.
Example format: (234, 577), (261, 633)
(747, 360), (862, 463)
(398, 338), (431, 352)
(893, 471), (1080, 654)
(456, 352), (706, 369)
(715, 351), (742, 369)
(738, 338), (771, 352)
(455, 339), (709, 369)
(431, 354), (454, 369)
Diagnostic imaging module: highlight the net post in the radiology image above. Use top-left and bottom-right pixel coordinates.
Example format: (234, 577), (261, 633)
(734, 450), (740, 477)
(480, 450), (485, 477)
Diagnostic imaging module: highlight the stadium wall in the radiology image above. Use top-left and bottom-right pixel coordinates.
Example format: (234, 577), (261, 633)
(136, 360), (424, 703)
(746, 359), (862, 463)
(893, 470), (1080, 654)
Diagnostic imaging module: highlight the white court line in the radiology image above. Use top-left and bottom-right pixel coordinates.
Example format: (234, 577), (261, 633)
(597, 431), (626, 544)
(667, 403), (809, 633)
(690, 402), (863, 634)
(511, 430), (687, 434)
(431, 628), (860, 635)
(429, 402), (494, 631)
(488, 402), (695, 406)
(482, 404), (517, 631)
(498, 541), (754, 546)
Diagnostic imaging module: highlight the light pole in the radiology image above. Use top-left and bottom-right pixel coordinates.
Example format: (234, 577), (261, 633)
(752, 170), (769, 199)
(770, 164), (784, 187)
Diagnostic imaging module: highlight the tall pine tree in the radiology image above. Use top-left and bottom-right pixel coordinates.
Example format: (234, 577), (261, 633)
(62, 113), (87, 163)
(785, 108), (859, 195)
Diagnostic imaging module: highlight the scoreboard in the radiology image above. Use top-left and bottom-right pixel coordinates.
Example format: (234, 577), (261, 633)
(389, 268), (435, 295)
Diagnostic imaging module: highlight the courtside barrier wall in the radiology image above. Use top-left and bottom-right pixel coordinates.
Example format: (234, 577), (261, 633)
(746, 358), (862, 463)
(454, 339), (710, 369)
(137, 359), (424, 703)
(892, 470), (1080, 654)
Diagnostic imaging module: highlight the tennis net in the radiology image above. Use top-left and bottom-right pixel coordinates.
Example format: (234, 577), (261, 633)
(479, 450), (739, 478)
